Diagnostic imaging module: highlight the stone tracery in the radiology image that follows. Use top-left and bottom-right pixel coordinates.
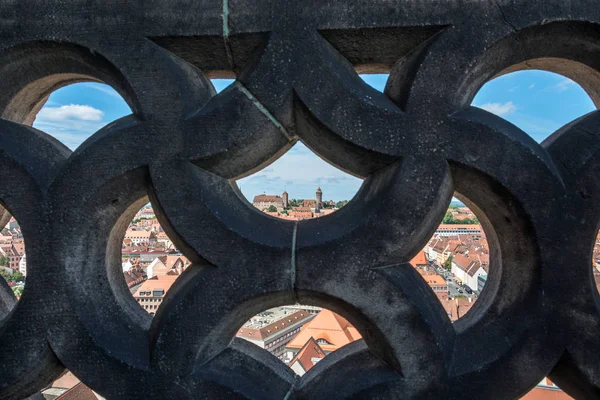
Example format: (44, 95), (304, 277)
(0, 1), (598, 398)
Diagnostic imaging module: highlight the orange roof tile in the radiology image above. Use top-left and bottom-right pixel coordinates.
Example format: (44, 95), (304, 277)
(441, 297), (475, 321)
(285, 310), (362, 352)
(420, 274), (446, 285)
(236, 311), (313, 341)
(134, 275), (178, 297)
(290, 211), (312, 218)
(520, 387), (573, 400)
(289, 337), (326, 373)
(253, 195), (283, 203)
(51, 371), (80, 390)
(410, 250), (428, 267)
(56, 382), (97, 400)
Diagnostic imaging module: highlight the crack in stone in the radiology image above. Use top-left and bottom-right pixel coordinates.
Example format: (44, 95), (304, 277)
(291, 222), (298, 294)
(222, 0), (235, 70)
(282, 385), (294, 400)
(235, 82), (295, 141)
(495, 1), (532, 74)
(495, 2), (518, 34)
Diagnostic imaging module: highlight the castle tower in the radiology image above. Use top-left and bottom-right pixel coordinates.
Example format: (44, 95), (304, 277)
(282, 191), (289, 208)
(316, 187), (323, 211)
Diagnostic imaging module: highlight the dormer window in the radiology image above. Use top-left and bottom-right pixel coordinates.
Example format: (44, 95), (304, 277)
(316, 338), (333, 346)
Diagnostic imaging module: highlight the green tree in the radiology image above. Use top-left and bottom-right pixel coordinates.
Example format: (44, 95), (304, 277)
(0, 269), (10, 282)
(0, 269), (25, 283)
(0, 255), (7, 266)
(336, 200), (348, 209)
(442, 211), (455, 224)
(12, 271), (24, 282)
(267, 205), (277, 212)
(443, 255), (453, 270)
(12, 286), (23, 298)
(441, 210), (479, 224)
(132, 217), (153, 224)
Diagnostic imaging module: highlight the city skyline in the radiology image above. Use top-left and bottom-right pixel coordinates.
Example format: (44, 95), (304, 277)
(32, 72), (595, 201)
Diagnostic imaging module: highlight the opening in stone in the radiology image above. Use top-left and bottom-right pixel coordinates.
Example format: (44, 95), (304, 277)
(211, 78), (235, 93)
(32, 82), (131, 150)
(416, 194), (489, 322)
(520, 377), (572, 399)
(41, 370), (99, 399)
(236, 305), (362, 376)
(594, 231), (600, 296)
(236, 142), (362, 220)
(122, 202), (189, 316)
(0, 214), (25, 305)
(359, 74), (389, 93)
(472, 70), (595, 143)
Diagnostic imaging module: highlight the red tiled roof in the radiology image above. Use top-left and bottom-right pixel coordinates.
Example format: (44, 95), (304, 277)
(291, 207), (311, 212)
(253, 195), (283, 203)
(289, 337), (326, 373)
(452, 253), (483, 277)
(420, 273), (446, 286)
(410, 251), (428, 267)
(441, 297), (474, 321)
(51, 371), (80, 390)
(285, 310), (361, 352)
(521, 387), (573, 400)
(290, 211), (312, 218)
(236, 311), (313, 341)
(133, 275), (178, 297)
(56, 382), (97, 400)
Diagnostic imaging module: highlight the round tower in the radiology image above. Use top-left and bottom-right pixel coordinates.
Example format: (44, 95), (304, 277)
(282, 191), (289, 208)
(316, 187), (323, 211)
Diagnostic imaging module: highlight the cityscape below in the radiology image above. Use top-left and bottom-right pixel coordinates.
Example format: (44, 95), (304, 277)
(0, 185), (586, 398)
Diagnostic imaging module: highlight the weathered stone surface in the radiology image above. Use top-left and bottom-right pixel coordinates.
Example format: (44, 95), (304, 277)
(0, 1), (597, 398)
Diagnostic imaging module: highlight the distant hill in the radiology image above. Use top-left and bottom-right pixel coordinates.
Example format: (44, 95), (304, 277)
(450, 200), (465, 207)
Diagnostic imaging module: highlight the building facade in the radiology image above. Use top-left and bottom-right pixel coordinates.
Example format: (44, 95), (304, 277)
(252, 194), (285, 211)
(236, 309), (315, 361)
(19, 253), (26, 277)
(435, 224), (483, 237)
(133, 275), (178, 316)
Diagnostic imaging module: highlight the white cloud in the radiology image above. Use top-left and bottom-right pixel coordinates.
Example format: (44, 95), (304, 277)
(477, 101), (517, 116)
(237, 142), (362, 201)
(36, 104), (104, 122)
(551, 78), (576, 92)
(32, 119), (110, 150)
(85, 83), (124, 98)
(528, 84), (535, 89)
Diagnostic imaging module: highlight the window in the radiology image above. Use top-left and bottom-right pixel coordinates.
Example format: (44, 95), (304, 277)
(316, 338), (333, 346)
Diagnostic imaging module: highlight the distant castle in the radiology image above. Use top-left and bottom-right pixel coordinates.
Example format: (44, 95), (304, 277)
(252, 187), (324, 212)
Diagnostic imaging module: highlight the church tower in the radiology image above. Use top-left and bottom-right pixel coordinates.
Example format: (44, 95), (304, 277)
(316, 187), (323, 211)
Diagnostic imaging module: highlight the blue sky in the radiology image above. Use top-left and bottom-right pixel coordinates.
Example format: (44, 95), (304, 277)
(33, 82), (131, 149)
(34, 72), (595, 202)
